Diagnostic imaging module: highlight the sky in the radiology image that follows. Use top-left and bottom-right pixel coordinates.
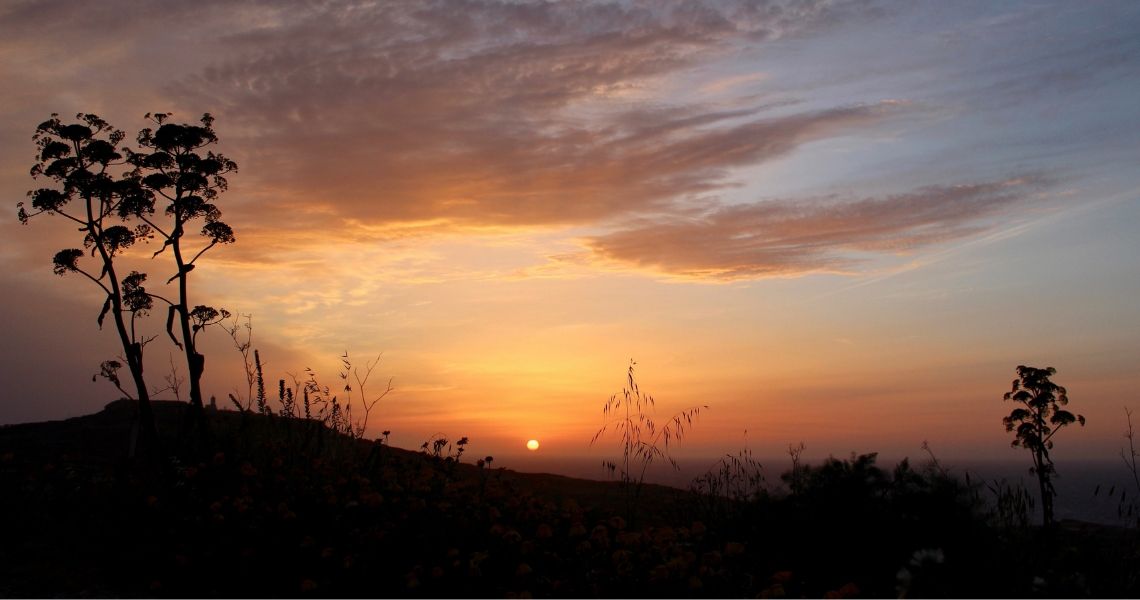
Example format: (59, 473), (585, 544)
(2, 0), (1139, 474)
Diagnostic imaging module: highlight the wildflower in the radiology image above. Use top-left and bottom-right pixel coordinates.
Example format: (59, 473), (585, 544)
(612, 549), (633, 563)
(468, 556), (486, 577)
(701, 550), (722, 569)
(617, 531), (642, 547)
(760, 583), (787, 598)
(590, 524), (610, 547)
(909, 547), (945, 566)
(824, 582), (860, 599)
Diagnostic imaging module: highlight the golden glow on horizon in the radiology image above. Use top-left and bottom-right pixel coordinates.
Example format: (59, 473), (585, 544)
(526, 439), (540, 451)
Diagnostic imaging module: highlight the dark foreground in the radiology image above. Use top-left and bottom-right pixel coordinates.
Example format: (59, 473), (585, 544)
(2, 401), (1138, 598)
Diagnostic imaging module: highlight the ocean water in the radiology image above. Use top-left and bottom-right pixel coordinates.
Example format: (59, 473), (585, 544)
(496, 454), (1139, 527)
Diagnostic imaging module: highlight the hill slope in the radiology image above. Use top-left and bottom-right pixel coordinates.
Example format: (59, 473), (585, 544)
(2, 400), (1137, 597)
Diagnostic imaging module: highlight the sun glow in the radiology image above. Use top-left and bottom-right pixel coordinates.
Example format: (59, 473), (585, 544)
(526, 439), (540, 451)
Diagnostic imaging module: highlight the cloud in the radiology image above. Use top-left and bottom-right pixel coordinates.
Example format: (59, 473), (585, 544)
(936, 4), (1140, 106)
(0, 0), (899, 242)
(146, 0), (899, 234)
(583, 176), (1050, 280)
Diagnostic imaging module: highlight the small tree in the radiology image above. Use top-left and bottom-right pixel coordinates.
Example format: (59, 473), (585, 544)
(18, 113), (158, 450)
(126, 113), (237, 416)
(1002, 365), (1085, 527)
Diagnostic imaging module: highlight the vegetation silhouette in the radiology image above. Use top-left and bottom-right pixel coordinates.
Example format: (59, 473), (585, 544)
(223, 312), (259, 412)
(17, 111), (239, 456)
(129, 112), (237, 435)
(4, 395), (1137, 598)
(590, 360), (705, 526)
(1119, 407), (1140, 525)
(18, 113), (160, 456)
(1002, 365), (1085, 527)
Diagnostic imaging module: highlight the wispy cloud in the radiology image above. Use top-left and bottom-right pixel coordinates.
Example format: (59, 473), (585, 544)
(583, 176), (1051, 280)
(147, 1), (900, 234)
(0, 0), (900, 242)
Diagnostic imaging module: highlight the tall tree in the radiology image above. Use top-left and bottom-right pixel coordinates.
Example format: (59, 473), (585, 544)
(127, 113), (236, 416)
(1002, 365), (1085, 527)
(18, 113), (158, 449)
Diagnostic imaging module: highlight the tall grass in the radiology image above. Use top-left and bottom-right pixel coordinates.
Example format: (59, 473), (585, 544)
(591, 360), (705, 524)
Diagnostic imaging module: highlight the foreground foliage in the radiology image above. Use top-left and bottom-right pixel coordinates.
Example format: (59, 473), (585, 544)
(1, 402), (1137, 598)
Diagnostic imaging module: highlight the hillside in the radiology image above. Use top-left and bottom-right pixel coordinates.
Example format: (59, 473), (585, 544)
(2, 400), (1138, 598)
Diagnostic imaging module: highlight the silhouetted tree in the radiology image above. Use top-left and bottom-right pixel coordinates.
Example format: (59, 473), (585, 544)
(18, 113), (158, 451)
(1002, 365), (1085, 527)
(126, 113), (236, 417)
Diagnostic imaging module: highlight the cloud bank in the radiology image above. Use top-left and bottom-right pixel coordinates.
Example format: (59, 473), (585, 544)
(585, 177), (1048, 280)
(0, 0), (1075, 285)
(150, 0), (895, 233)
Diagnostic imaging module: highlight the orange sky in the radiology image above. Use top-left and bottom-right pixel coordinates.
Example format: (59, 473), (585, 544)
(2, 1), (1139, 477)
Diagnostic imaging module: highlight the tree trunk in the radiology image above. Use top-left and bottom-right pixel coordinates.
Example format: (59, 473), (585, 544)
(85, 186), (158, 460)
(124, 340), (158, 458)
(187, 350), (205, 410)
(1035, 450), (1054, 527)
(101, 256), (157, 459)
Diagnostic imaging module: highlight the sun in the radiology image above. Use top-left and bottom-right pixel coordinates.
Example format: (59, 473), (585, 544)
(526, 439), (540, 451)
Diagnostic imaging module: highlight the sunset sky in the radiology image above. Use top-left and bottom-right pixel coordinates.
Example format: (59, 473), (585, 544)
(2, 1), (1139, 472)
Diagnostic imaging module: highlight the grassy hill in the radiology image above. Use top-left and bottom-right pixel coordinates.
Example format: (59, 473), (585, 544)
(2, 400), (1137, 597)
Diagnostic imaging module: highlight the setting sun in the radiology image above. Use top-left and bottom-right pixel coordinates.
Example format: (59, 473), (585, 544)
(526, 439), (540, 451)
